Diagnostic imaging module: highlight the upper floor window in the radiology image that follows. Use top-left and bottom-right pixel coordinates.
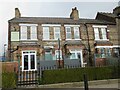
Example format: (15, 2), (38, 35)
(65, 25), (80, 40)
(54, 27), (61, 40)
(43, 27), (49, 40)
(42, 24), (61, 40)
(20, 24), (37, 40)
(74, 27), (80, 39)
(66, 27), (71, 40)
(93, 25), (108, 41)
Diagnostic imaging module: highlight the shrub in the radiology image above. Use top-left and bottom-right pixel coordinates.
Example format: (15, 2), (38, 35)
(40, 66), (117, 84)
(2, 72), (17, 89)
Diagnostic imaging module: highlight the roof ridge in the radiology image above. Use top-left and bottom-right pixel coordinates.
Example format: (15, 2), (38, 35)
(98, 12), (113, 14)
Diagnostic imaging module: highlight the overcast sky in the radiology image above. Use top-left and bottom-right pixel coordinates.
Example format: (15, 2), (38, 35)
(0, 1), (119, 56)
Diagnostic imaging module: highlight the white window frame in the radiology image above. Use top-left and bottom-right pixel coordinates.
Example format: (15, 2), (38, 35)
(73, 27), (80, 40)
(94, 27), (100, 40)
(70, 50), (84, 67)
(93, 25), (108, 41)
(22, 51), (37, 71)
(30, 26), (37, 40)
(101, 28), (107, 40)
(19, 24), (38, 41)
(54, 27), (61, 40)
(43, 27), (50, 40)
(65, 27), (71, 40)
(20, 25), (27, 40)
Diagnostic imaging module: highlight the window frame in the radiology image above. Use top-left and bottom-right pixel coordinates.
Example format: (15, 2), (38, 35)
(20, 25), (27, 40)
(20, 24), (38, 41)
(93, 25), (109, 41)
(65, 27), (72, 40)
(55, 50), (62, 60)
(54, 27), (61, 40)
(94, 27), (100, 40)
(44, 49), (53, 61)
(106, 48), (111, 57)
(73, 27), (80, 40)
(43, 27), (50, 40)
(69, 50), (84, 67)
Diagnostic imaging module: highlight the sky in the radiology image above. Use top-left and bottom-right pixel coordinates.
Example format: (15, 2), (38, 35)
(0, 1), (119, 56)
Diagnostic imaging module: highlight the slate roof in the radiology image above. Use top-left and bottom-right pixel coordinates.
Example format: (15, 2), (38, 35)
(95, 12), (117, 23)
(8, 17), (115, 25)
(97, 12), (117, 18)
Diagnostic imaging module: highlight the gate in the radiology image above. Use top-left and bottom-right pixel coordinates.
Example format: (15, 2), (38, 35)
(17, 70), (38, 86)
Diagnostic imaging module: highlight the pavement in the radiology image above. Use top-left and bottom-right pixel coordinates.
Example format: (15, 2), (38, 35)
(37, 79), (119, 88)
(2, 79), (119, 90)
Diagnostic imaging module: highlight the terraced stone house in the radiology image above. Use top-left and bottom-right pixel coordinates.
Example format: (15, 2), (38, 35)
(8, 7), (120, 71)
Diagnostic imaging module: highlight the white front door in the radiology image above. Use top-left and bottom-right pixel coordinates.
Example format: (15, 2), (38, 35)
(22, 51), (37, 71)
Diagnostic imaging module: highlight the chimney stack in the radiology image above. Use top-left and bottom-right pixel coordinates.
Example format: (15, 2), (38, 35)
(15, 8), (21, 18)
(70, 7), (79, 20)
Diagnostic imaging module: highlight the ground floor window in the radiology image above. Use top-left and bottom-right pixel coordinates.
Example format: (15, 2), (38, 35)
(55, 50), (62, 60)
(70, 50), (82, 60)
(100, 48), (105, 58)
(69, 50), (84, 66)
(44, 49), (53, 60)
(106, 48), (111, 57)
(95, 48), (112, 58)
(113, 48), (120, 57)
(22, 51), (37, 71)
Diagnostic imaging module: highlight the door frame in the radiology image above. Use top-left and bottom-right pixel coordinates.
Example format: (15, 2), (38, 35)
(22, 50), (37, 71)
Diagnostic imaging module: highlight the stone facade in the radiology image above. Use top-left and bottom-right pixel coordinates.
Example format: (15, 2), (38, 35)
(8, 7), (120, 69)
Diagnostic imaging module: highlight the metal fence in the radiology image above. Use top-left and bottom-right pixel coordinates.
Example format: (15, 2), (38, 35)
(17, 70), (38, 87)
(64, 58), (81, 68)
